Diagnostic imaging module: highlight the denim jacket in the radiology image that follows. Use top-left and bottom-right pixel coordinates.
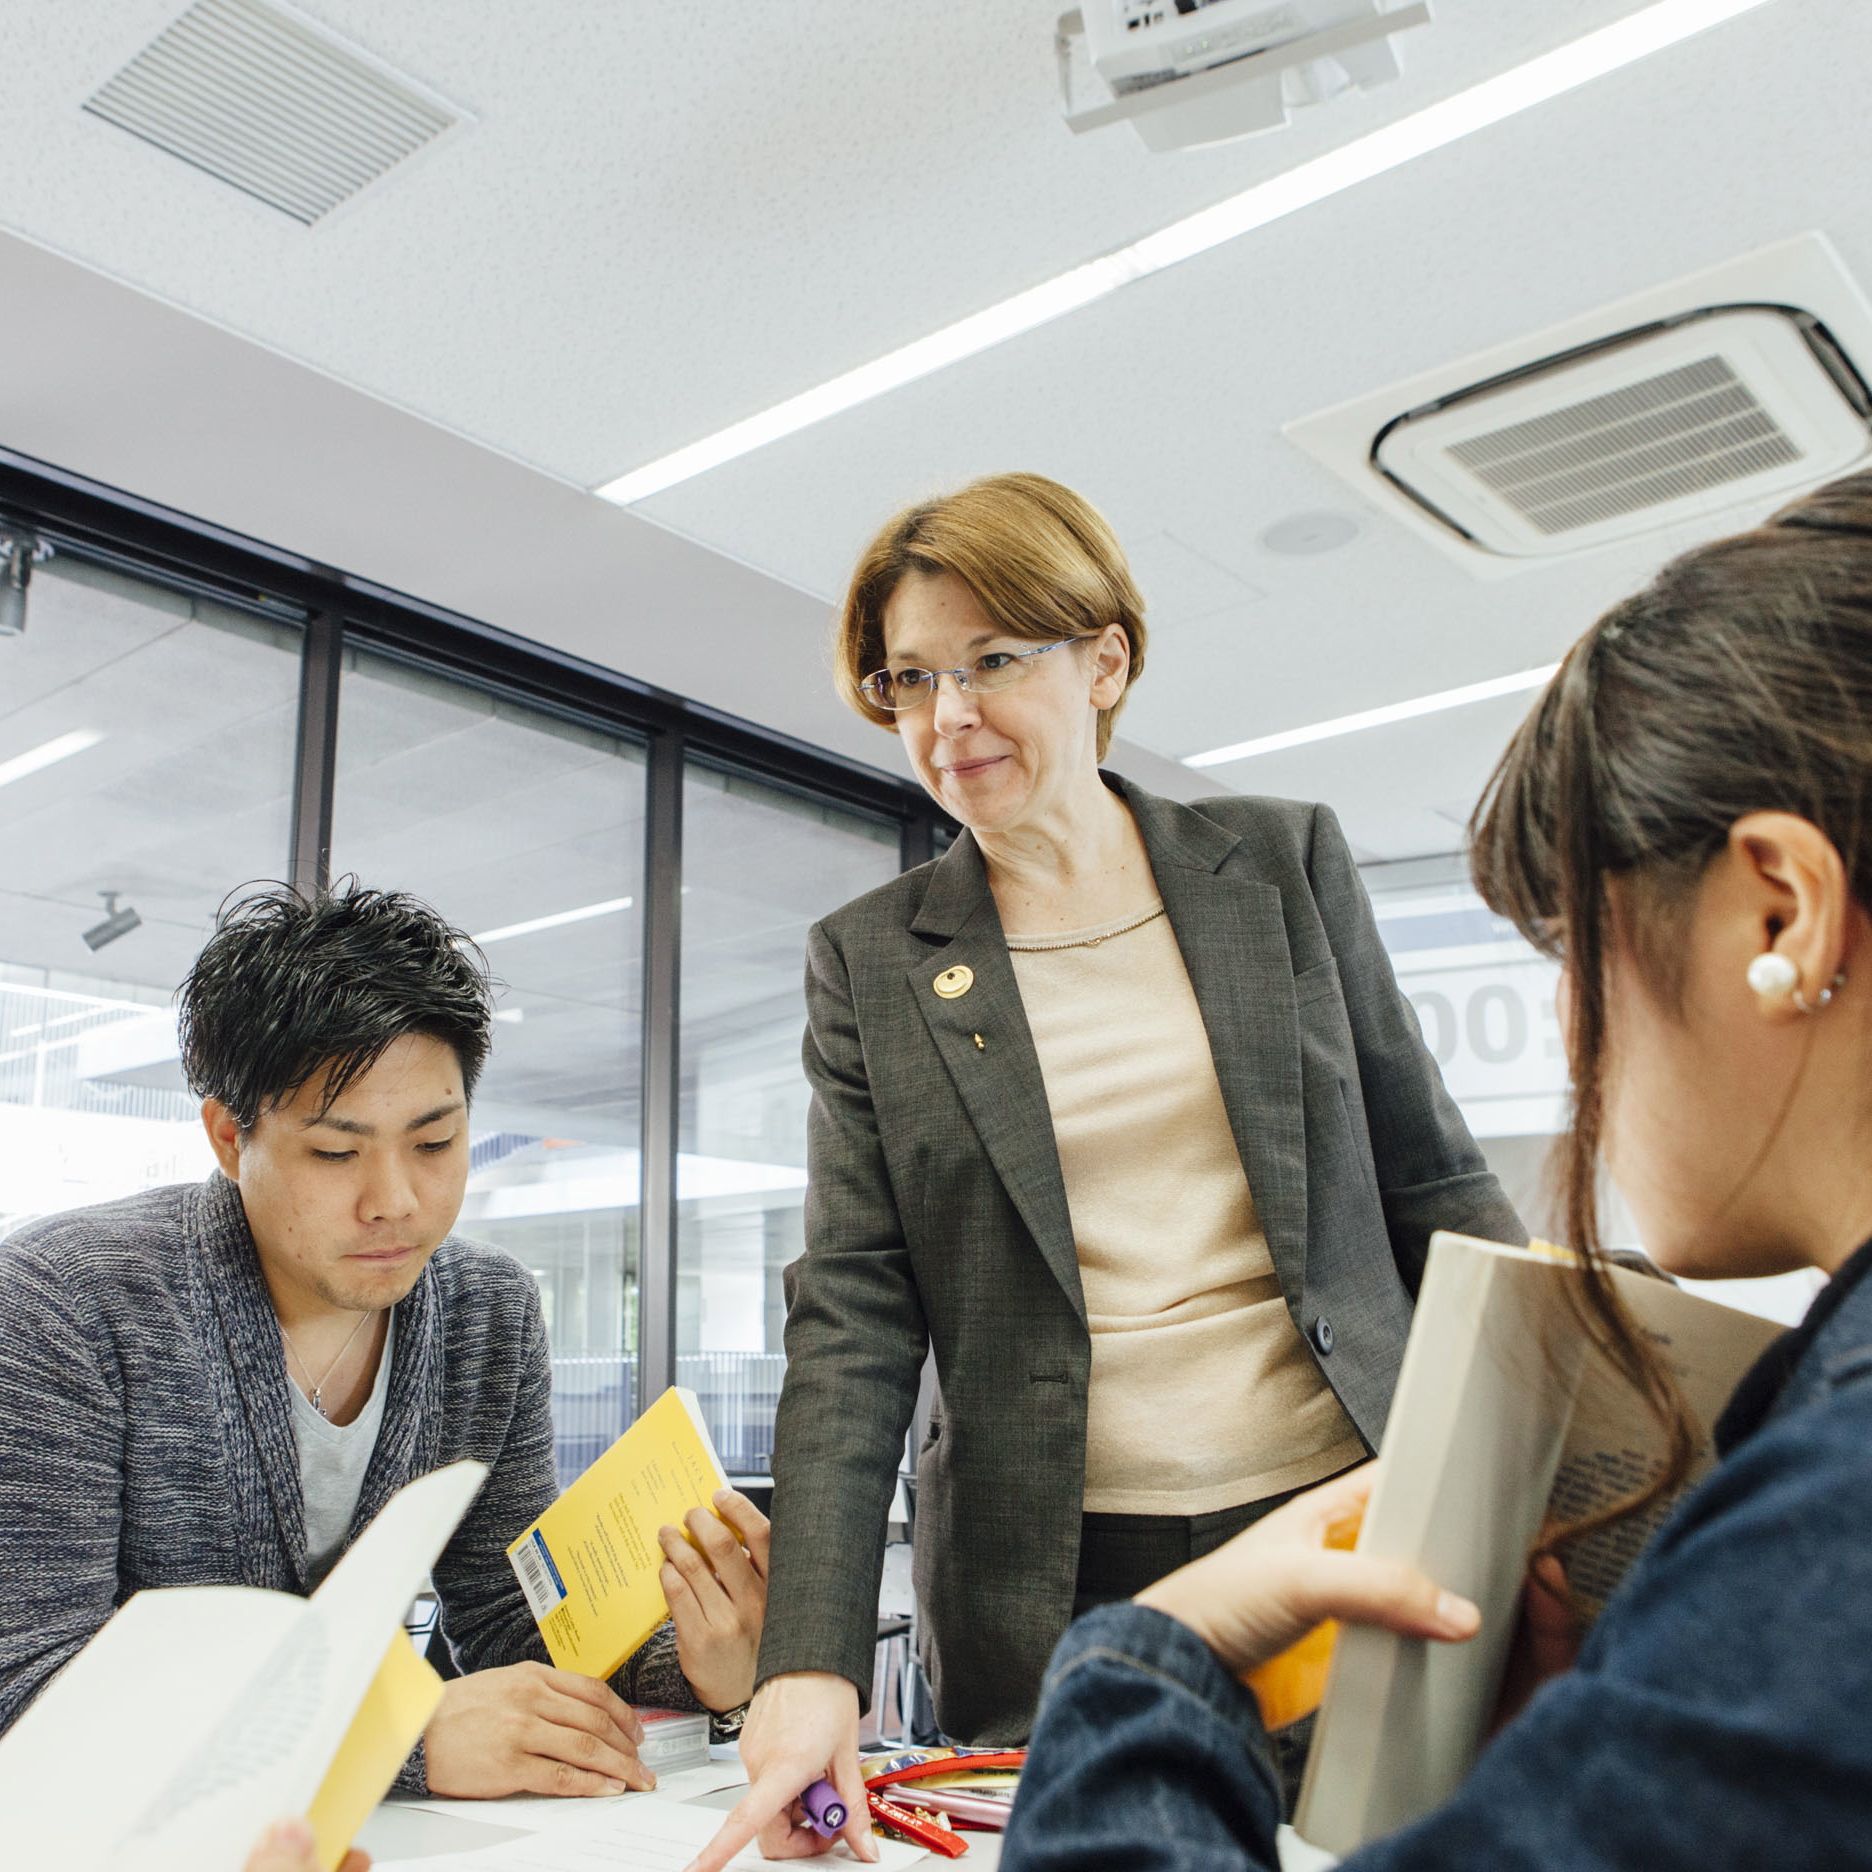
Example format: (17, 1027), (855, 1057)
(1003, 1240), (1872, 1871)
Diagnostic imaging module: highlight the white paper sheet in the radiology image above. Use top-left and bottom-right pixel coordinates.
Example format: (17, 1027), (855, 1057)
(373, 1795), (926, 1871)
(404, 1760), (753, 1831)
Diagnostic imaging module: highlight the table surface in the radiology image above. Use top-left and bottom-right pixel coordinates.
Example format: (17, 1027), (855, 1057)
(355, 1751), (1008, 1868)
(355, 1751), (1334, 1870)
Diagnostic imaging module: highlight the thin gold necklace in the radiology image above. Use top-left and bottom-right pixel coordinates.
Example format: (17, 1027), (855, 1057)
(280, 1309), (377, 1419)
(1009, 904), (1167, 953)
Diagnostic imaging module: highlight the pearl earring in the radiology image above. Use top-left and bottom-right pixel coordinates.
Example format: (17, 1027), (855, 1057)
(1746, 952), (1799, 1000)
(1746, 952), (1847, 1013)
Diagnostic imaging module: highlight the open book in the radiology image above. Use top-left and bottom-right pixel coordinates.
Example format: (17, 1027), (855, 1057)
(0, 1460), (486, 1872)
(506, 1386), (728, 1681)
(1294, 1234), (1785, 1857)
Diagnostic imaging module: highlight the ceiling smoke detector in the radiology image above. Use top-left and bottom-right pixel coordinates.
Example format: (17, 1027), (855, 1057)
(1057, 0), (1427, 152)
(1260, 510), (1362, 555)
(83, 0), (466, 225)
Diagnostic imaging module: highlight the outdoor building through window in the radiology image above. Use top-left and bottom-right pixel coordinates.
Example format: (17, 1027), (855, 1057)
(332, 649), (650, 1484)
(676, 764), (900, 1473)
(0, 558), (301, 1234)
(0, 467), (934, 1492)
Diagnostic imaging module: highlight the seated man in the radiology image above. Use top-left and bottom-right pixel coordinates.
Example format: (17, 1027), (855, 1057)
(0, 882), (767, 1797)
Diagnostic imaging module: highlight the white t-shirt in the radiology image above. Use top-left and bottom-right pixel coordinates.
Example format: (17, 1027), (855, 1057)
(288, 1310), (396, 1588)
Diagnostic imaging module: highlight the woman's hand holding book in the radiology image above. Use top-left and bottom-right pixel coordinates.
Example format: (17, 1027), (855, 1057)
(1133, 1465), (1482, 1701)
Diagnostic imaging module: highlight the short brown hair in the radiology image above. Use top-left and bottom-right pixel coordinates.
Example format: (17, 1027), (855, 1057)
(833, 473), (1148, 760)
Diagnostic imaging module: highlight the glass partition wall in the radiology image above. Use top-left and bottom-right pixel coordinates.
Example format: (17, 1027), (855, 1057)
(1361, 854), (1823, 1326)
(0, 559), (302, 1233)
(677, 766), (900, 1471)
(0, 454), (938, 1485)
(333, 649), (652, 1480)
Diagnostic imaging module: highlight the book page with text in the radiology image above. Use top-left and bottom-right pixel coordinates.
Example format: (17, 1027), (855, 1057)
(1297, 1236), (1588, 1856)
(0, 1459), (486, 1872)
(0, 1585), (322, 1870)
(1546, 1267), (1784, 1616)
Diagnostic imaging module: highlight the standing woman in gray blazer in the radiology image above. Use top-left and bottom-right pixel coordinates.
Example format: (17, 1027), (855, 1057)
(698, 473), (1523, 1869)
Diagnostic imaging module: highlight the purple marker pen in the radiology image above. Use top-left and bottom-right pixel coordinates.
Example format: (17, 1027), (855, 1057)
(801, 1777), (848, 1838)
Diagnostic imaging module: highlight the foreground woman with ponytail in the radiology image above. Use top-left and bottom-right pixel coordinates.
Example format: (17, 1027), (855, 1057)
(1000, 471), (1872, 1871)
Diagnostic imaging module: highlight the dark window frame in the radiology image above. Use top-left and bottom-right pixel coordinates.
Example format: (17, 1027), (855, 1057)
(0, 444), (949, 1405)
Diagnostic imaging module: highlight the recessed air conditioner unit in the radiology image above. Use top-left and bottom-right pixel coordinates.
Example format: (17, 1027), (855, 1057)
(1057, 0), (1427, 152)
(1375, 308), (1872, 557)
(1285, 237), (1872, 575)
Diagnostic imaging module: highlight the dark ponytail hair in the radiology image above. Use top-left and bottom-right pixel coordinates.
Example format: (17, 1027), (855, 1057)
(1470, 468), (1872, 1539)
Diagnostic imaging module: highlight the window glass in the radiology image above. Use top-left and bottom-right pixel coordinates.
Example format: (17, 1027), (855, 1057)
(1363, 858), (1819, 1323)
(333, 649), (648, 1483)
(678, 764), (900, 1472)
(1363, 864), (1566, 1144)
(0, 559), (301, 1234)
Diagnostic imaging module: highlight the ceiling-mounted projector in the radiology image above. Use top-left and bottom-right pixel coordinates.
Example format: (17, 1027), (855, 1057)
(1057, 0), (1428, 153)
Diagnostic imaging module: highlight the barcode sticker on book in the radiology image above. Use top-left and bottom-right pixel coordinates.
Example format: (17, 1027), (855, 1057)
(510, 1528), (568, 1622)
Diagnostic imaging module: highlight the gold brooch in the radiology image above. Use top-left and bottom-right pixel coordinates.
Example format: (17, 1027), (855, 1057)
(933, 965), (974, 999)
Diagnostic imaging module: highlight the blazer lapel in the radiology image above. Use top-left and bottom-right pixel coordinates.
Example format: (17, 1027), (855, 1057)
(909, 836), (1085, 1323)
(1116, 780), (1311, 1301)
(195, 1173), (310, 1587)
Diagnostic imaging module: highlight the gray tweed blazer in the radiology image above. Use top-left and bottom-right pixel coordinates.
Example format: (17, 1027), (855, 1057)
(756, 778), (1525, 1742)
(0, 1173), (688, 1789)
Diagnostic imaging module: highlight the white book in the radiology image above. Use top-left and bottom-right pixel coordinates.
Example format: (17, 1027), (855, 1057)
(1294, 1233), (1785, 1856)
(0, 1459), (487, 1872)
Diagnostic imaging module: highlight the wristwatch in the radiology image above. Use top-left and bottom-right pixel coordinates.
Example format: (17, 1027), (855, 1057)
(709, 1700), (751, 1742)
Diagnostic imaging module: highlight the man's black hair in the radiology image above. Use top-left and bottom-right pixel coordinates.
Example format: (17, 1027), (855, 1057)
(177, 880), (495, 1129)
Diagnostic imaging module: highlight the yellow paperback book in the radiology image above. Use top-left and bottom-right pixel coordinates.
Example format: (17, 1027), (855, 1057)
(507, 1385), (729, 1679)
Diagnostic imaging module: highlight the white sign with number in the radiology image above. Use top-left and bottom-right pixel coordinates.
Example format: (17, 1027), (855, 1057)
(1393, 942), (1567, 1139)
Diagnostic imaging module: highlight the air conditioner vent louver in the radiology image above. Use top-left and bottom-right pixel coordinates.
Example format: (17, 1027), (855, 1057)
(83, 0), (462, 225)
(1363, 304), (1872, 560)
(1450, 356), (1804, 537)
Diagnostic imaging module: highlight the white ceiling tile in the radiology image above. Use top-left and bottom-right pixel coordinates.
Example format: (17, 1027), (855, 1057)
(0, 0), (1862, 862)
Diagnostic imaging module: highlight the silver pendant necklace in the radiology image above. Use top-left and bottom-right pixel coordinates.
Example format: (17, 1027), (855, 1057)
(280, 1309), (377, 1419)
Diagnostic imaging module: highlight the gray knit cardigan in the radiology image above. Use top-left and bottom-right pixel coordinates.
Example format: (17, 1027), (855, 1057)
(0, 1173), (689, 1790)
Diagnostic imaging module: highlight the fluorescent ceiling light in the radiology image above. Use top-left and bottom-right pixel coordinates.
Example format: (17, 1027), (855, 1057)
(11, 1003), (156, 1044)
(0, 982), (151, 1015)
(0, 729), (104, 790)
(24, 1005), (121, 1037)
(594, 0), (1778, 505)
(0, 1039), (86, 1068)
(471, 897), (633, 946)
(1185, 663), (1558, 767)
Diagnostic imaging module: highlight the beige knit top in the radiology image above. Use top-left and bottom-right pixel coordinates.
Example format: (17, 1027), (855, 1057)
(1006, 902), (1364, 1515)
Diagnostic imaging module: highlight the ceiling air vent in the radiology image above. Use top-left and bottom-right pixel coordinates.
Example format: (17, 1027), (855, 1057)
(83, 0), (464, 226)
(1373, 307), (1872, 558)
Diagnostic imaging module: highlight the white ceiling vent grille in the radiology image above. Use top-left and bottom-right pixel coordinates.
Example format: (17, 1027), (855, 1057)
(1445, 356), (1800, 538)
(1372, 308), (1871, 558)
(83, 0), (463, 225)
